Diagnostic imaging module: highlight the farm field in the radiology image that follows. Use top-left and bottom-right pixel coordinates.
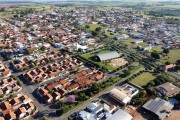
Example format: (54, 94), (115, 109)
(0, 4), (50, 18)
(131, 72), (156, 86)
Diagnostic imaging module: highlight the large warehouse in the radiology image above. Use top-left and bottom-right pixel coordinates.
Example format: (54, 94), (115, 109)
(96, 51), (120, 61)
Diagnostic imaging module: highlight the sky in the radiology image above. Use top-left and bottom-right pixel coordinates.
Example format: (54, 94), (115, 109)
(0, 0), (180, 2)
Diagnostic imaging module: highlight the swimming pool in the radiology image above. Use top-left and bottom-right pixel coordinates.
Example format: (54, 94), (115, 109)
(169, 98), (178, 105)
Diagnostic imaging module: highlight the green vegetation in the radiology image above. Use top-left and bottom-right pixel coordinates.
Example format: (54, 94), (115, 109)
(87, 24), (107, 31)
(151, 46), (163, 53)
(138, 42), (148, 46)
(131, 72), (156, 86)
(0, 4), (50, 18)
(160, 49), (180, 64)
(129, 65), (143, 74)
(151, 52), (160, 60)
(131, 90), (147, 106)
(105, 32), (116, 39)
(159, 5), (180, 9)
(39, 117), (47, 120)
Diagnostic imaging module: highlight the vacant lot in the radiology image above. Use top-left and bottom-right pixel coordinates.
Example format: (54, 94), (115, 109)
(131, 72), (156, 86)
(160, 49), (180, 64)
(110, 58), (128, 67)
(165, 110), (180, 120)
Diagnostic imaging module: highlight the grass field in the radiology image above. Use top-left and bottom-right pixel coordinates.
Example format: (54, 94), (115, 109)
(0, 12), (14, 18)
(138, 42), (148, 46)
(87, 24), (107, 31)
(160, 49), (180, 64)
(0, 4), (50, 18)
(151, 46), (163, 53)
(129, 65), (144, 74)
(131, 72), (156, 86)
(105, 32), (116, 39)
(159, 5), (180, 9)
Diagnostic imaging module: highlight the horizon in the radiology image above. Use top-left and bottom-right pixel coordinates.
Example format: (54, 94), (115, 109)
(1, 0), (180, 2)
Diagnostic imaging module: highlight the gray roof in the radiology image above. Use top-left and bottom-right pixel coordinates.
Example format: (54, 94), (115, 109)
(97, 51), (120, 61)
(143, 97), (174, 120)
(106, 109), (133, 120)
(155, 82), (180, 97)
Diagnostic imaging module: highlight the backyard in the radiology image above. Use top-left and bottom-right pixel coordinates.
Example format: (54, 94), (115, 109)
(131, 72), (156, 86)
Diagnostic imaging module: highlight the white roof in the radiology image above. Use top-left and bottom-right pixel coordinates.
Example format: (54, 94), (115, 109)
(97, 51), (120, 61)
(106, 109), (133, 120)
(110, 88), (131, 104)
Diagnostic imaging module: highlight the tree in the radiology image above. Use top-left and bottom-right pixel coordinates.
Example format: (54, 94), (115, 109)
(151, 52), (160, 59)
(92, 31), (98, 36)
(85, 25), (90, 28)
(39, 117), (47, 120)
(165, 61), (170, 65)
(123, 70), (131, 77)
(176, 59), (180, 65)
(95, 27), (101, 32)
(163, 49), (169, 54)
(175, 93), (180, 101)
(56, 109), (64, 116)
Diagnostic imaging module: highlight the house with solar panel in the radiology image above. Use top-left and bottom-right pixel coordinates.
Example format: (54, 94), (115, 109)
(142, 97), (174, 120)
(95, 51), (121, 62)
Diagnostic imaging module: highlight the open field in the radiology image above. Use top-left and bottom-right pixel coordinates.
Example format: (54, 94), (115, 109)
(138, 42), (148, 46)
(131, 72), (156, 86)
(122, 38), (134, 44)
(109, 58), (128, 67)
(151, 46), (163, 53)
(165, 110), (180, 120)
(129, 65), (144, 74)
(159, 5), (180, 9)
(160, 49), (180, 64)
(105, 32), (116, 39)
(0, 4), (50, 18)
(0, 12), (14, 18)
(88, 23), (107, 31)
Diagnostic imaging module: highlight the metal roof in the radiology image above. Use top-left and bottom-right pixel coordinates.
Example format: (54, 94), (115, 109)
(106, 109), (133, 120)
(143, 98), (174, 120)
(97, 51), (120, 61)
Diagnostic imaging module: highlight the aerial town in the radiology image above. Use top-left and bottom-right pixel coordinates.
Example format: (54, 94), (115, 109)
(0, 0), (179, 120)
